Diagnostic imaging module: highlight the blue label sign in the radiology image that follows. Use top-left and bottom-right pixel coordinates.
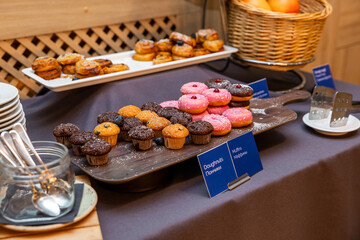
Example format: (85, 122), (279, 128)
(227, 131), (263, 177)
(198, 143), (237, 198)
(248, 78), (270, 99)
(312, 64), (335, 90)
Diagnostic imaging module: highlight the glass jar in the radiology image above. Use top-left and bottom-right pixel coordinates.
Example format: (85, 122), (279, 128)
(0, 141), (75, 223)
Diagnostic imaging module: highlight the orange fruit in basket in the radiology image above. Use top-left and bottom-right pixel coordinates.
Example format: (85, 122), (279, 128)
(268, 0), (300, 13)
(242, 0), (272, 11)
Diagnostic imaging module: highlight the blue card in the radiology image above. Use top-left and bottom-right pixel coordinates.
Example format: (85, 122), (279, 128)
(248, 78), (270, 99)
(312, 64), (335, 90)
(197, 143), (238, 198)
(227, 131), (263, 177)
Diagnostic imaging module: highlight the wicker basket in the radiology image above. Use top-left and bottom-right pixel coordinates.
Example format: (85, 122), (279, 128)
(227, 0), (332, 71)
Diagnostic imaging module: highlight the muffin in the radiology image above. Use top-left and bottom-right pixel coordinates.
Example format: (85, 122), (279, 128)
(97, 111), (120, 124)
(81, 138), (112, 166)
(135, 110), (159, 124)
(69, 131), (97, 156)
(187, 120), (214, 144)
(53, 123), (80, 148)
(93, 122), (120, 146)
(141, 102), (163, 113)
(120, 117), (143, 141)
(157, 107), (182, 120)
(129, 125), (155, 150)
(146, 116), (171, 138)
(170, 112), (192, 126)
(162, 124), (189, 149)
(118, 105), (141, 118)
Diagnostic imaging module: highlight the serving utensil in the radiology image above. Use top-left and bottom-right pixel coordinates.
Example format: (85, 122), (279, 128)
(309, 86), (334, 120)
(330, 92), (360, 127)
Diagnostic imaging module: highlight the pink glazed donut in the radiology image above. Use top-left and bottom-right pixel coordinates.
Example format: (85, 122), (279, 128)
(207, 105), (229, 115)
(160, 100), (179, 109)
(178, 94), (209, 114)
(222, 108), (253, 127)
(191, 110), (209, 121)
(202, 88), (231, 106)
(202, 114), (231, 136)
(180, 82), (208, 95)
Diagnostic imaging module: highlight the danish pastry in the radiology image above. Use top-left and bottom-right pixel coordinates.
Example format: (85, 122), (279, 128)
(134, 39), (158, 54)
(172, 54), (188, 61)
(152, 52), (173, 65)
(132, 52), (157, 61)
(62, 64), (76, 74)
(35, 67), (62, 80)
(57, 53), (85, 66)
(75, 60), (102, 75)
(103, 64), (130, 74)
(169, 32), (196, 47)
(75, 69), (104, 79)
(93, 59), (113, 68)
(32, 56), (61, 72)
(195, 29), (219, 43)
(193, 46), (210, 56)
(172, 41), (194, 58)
(202, 40), (224, 52)
(156, 39), (173, 52)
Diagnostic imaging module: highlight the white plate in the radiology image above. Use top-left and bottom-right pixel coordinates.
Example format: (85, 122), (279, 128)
(0, 116), (26, 133)
(303, 112), (360, 136)
(0, 83), (19, 105)
(0, 111), (24, 129)
(0, 95), (20, 113)
(0, 183), (97, 232)
(0, 101), (20, 118)
(22, 45), (238, 92)
(0, 103), (22, 123)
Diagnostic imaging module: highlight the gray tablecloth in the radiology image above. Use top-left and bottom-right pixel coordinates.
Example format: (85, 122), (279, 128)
(21, 64), (360, 240)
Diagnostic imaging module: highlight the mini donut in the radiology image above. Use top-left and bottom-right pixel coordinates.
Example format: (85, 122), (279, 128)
(196, 29), (219, 43)
(172, 54), (188, 61)
(178, 94), (209, 114)
(202, 114), (232, 136)
(191, 110), (209, 121)
(226, 83), (253, 101)
(193, 46), (210, 57)
(203, 40), (224, 52)
(228, 100), (250, 109)
(172, 41), (194, 58)
(205, 78), (231, 89)
(180, 82), (208, 95)
(93, 59), (113, 68)
(35, 67), (62, 80)
(135, 39), (157, 54)
(156, 39), (173, 52)
(152, 52), (173, 65)
(207, 105), (230, 115)
(103, 64), (130, 74)
(169, 32), (196, 47)
(160, 100), (179, 109)
(32, 56), (61, 72)
(62, 64), (76, 74)
(75, 60), (102, 75)
(57, 53), (85, 66)
(132, 52), (157, 61)
(202, 88), (231, 106)
(222, 108), (253, 127)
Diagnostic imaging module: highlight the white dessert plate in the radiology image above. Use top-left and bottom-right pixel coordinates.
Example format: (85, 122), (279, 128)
(0, 83), (19, 105)
(0, 103), (22, 123)
(0, 183), (97, 232)
(0, 111), (24, 129)
(303, 112), (360, 136)
(22, 45), (238, 92)
(0, 101), (20, 118)
(0, 117), (26, 133)
(0, 95), (20, 113)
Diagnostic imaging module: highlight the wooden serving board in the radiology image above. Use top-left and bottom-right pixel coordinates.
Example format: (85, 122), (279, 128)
(71, 90), (310, 184)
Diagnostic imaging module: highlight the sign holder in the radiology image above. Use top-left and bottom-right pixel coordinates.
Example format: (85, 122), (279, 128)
(227, 173), (251, 191)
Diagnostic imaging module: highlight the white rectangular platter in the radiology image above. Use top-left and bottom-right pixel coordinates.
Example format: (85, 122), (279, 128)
(22, 45), (238, 92)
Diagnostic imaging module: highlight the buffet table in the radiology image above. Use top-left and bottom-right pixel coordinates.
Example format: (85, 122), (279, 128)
(17, 62), (360, 239)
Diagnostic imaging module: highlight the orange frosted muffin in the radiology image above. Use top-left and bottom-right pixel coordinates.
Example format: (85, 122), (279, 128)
(118, 105), (141, 118)
(162, 124), (189, 149)
(94, 122), (120, 146)
(146, 116), (171, 138)
(135, 110), (158, 124)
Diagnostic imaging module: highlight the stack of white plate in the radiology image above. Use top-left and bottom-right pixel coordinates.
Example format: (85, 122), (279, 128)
(0, 83), (26, 133)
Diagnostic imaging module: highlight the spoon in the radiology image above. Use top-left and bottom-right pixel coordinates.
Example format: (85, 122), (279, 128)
(0, 132), (61, 217)
(10, 127), (72, 209)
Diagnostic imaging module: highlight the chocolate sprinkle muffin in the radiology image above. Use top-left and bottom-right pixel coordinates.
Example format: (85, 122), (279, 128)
(120, 117), (143, 141)
(69, 131), (97, 156)
(81, 138), (112, 165)
(170, 112), (192, 126)
(129, 125), (155, 150)
(157, 107), (181, 120)
(97, 112), (120, 124)
(53, 123), (80, 148)
(141, 102), (163, 113)
(187, 120), (214, 145)
(205, 78), (231, 89)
